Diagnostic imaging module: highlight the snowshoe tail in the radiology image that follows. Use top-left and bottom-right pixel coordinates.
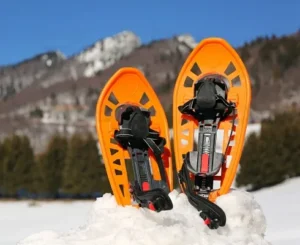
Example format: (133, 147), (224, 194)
(96, 67), (173, 212)
(173, 38), (251, 228)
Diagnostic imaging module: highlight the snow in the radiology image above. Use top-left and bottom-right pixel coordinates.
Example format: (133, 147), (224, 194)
(177, 34), (197, 48)
(45, 59), (52, 67)
(76, 31), (141, 77)
(1, 178), (299, 244)
(55, 51), (67, 60)
(16, 189), (270, 245)
(245, 123), (261, 137)
(254, 178), (300, 245)
(41, 51), (66, 63)
(0, 201), (92, 245)
(169, 123), (262, 144)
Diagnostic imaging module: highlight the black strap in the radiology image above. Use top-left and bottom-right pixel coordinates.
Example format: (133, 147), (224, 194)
(143, 137), (168, 183)
(176, 78), (234, 228)
(178, 162), (226, 229)
(130, 183), (173, 211)
(179, 95), (235, 120)
(178, 79), (235, 121)
(114, 105), (168, 183)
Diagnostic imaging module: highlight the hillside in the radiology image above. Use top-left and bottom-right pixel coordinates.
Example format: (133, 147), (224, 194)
(0, 30), (299, 152)
(238, 31), (300, 120)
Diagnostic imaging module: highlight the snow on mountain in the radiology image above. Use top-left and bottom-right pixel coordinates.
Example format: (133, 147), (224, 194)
(0, 50), (68, 99)
(174, 34), (197, 55)
(17, 189), (270, 245)
(177, 34), (197, 48)
(76, 31), (141, 77)
(40, 51), (66, 68)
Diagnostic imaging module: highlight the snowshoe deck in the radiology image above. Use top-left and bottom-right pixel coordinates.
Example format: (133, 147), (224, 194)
(96, 68), (173, 210)
(173, 38), (251, 227)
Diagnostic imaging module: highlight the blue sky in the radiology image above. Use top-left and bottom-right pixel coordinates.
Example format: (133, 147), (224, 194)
(1, 0), (299, 65)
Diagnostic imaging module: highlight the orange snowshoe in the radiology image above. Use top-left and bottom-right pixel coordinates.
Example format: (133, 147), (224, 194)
(173, 38), (251, 228)
(95, 68), (173, 212)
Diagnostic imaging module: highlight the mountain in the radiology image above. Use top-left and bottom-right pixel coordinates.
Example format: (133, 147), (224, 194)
(237, 31), (300, 121)
(0, 31), (141, 100)
(0, 30), (299, 153)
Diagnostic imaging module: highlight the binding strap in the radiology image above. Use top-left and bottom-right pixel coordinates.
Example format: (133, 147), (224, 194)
(178, 78), (235, 121)
(114, 104), (168, 184)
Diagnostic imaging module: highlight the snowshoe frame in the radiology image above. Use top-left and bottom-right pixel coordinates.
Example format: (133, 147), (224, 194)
(173, 37), (251, 227)
(95, 67), (173, 208)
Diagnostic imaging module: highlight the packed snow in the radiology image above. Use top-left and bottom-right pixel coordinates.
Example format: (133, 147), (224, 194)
(16, 189), (269, 245)
(254, 178), (300, 245)
(1, 178), (300, 245)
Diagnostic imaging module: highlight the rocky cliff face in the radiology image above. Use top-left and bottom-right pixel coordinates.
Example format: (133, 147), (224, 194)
(75, 31), (141, 77)
(0, 30), (299, 153)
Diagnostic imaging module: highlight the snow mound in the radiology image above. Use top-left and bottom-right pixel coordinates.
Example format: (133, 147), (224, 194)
(18, 190), (271, 245)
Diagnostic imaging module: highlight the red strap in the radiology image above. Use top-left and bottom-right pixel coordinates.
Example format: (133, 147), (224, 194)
(142, 182), (157, 211)
(200, 153), (209, 173)
(204, 218), (211, 225)
(148, 202), (156, 211)
(142, 182), (150, 191)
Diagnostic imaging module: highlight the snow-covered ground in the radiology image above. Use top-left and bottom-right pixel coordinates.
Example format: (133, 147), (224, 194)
(1, 123), (295, 245)
(5, 190), (268, 245)
(0, 177), (299, 245)
(0, 201), (93, 245)
(253, 178), (300, 245)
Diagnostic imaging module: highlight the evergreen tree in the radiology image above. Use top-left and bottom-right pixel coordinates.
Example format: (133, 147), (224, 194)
(236, 132), (264, 189)
(38, 134), (68, 197)
(165, 105), (173, 128)
(1, 135), (36, 197)
(236, 109), (300, 191)
(62, 133), (110, 197)
(0, 140), (4, 195)
(171, 138), (180, 190)
(61, 134), (84, 196)
(78, 133), (111, 195)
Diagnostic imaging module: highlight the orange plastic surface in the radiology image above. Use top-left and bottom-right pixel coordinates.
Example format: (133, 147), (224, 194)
(173, 38), (251, 202)
(96, 67), (173, 206)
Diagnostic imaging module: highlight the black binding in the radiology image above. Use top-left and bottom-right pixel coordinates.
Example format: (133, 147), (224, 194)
(177, 76), (236, 229)
(178, 77), (235, 120)
(114, 104), (173, 212)
(178, 163), (226, 229)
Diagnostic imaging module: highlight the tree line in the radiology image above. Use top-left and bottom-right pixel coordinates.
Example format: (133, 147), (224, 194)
(236, 108), (300, 191)
(0, 133), (111, 199)
(1, 107), (296, 199)
(0, 131), (181, 200)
